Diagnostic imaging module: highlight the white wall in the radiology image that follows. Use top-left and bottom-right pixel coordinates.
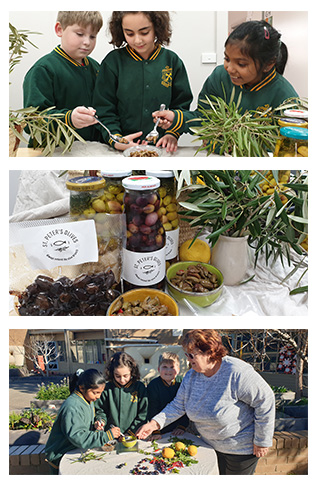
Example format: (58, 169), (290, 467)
(228, 11), (308, 98)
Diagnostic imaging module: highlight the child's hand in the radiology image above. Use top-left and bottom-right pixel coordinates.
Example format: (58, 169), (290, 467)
(156, 134), (178, 153)
(71, 106), (98, 129)
(148, 433), (162, 441)
(114, 131), (143, 151)
(110, 426), (121, 438)
(152, 110), (174, 130)
(172, 428), (185, 436)
(94, 420), (105, 431)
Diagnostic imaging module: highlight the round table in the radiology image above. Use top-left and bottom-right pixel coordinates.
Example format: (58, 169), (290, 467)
(59, 432), (219, 475)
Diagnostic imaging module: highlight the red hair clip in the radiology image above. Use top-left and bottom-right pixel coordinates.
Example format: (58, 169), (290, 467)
(264, 26), (270, 39)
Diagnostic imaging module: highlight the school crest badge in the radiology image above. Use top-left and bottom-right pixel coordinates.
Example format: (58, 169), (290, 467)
(161, 66), (172, 88)
(131, 391), (138, 403)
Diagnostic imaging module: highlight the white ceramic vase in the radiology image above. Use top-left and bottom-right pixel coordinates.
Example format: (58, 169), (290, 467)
(210, 235), (249, 286)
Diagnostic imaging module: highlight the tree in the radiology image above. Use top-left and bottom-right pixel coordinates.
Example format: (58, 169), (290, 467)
(24, 334), (60, 377)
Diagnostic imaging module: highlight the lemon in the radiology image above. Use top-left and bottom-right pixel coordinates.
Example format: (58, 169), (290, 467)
(187, 445), (198, 456)
(179, 238), (211, 263)
(162, 447), (175, 459)
(174, 442), (186, 451)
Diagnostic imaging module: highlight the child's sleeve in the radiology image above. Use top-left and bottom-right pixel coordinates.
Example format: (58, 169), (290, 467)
(164, 57), (193, 140)
(146, 380), (160, 421)
(60, 406), (113, 449)
(127, 382), (148, 436)
(23, 66), (75, 125)
(92, 60), (124, 147)
(94, 391), (108, 426)
(167, 66), (223, 136)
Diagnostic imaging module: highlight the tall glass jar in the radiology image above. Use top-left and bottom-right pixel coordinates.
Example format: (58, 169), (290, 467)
(146, 170), (179, 267)
(122, 175), (166, 291)
(66, 175), (123, 283)
(274, 127), (308, 157)
(101, 170), (132, 214)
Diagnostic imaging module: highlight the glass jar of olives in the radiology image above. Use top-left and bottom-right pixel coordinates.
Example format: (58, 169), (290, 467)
(146, 170), (179, 266)
(274, 127), (308, 157)
(122, 175), (166, 291)
(66, 176), (124, 281)
(101, 170), (131, 214)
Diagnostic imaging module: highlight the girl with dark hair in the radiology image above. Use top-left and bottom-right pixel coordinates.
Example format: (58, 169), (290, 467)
(152, 20), (298, 146)
(45, 369), (120, 474)
(94, 352), (148, 437)
(93, 11), (192, 152)
(137, 330), (275, 476)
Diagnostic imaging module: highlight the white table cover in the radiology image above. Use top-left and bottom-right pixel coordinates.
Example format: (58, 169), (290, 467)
(59, 432), (219, 475)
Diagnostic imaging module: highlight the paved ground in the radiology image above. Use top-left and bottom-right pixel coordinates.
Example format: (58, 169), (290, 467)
(9, 374), (66, 412)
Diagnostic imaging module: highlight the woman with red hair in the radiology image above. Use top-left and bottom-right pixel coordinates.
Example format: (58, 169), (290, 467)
(137, 329), (275, 475)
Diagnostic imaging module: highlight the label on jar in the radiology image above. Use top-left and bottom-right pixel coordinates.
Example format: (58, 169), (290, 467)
(122, 248), (166, 286)
(165, 227), (179, 260)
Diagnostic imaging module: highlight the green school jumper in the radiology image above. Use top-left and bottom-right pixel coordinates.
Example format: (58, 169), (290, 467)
(170, 64), (299, 134)
(93, 45), (193, 146)
(23, 45), (102, 142)
(147, 376), (189, 434)
(94, 379), (148, 436)
(45, 391), (114, 473)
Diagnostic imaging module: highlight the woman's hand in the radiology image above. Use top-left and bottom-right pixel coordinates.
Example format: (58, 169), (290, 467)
(152, 110), (175, 130)
(253, 444), (269, 457)
(71, 106), (98, 129)
(114, 131), (143, 151)
(156, 134), (178, 153)
(136, 420), (160, 439)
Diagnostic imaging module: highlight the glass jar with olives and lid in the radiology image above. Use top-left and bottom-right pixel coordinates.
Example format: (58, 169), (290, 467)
(66, 176), (106, 217)
(101, 170), (131, 214)
(122, 175), (166, 291)
(146, 170), (179, 266)
(66, 175), (124, 282)
(274, 127), (308, 157)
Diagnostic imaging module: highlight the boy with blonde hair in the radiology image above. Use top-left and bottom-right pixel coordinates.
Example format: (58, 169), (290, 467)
(23, 11), (103, 143)
(147, 352), (188, 439)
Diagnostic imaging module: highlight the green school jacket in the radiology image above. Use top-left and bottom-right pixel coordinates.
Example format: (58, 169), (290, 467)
(45, 391), (114, 466)
(93, 45), (193, 146)
(170, 64), (299, 135)
(147, 376), (189, 434)
(23, 45), (103, 142)
(94, 380), (148, 436)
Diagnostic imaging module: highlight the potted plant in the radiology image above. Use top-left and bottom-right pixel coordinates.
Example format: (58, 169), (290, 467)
(9, 23), (85, 156)
(175, 170), (308, 286)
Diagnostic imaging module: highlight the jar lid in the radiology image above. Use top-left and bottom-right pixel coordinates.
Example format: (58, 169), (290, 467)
(278, 118), (308, 128)
(66, 176), (106, 191)
(146, 170), (174, 178)
(280, 127), (308, 140)
(283, 109), (308, 119)
(122, 175), (160, 190)
(101, 170), (132, 178)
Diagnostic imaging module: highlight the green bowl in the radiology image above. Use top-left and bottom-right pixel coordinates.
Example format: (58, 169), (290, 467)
(166, 261), (224, 308)
(122, 436), (137, 448)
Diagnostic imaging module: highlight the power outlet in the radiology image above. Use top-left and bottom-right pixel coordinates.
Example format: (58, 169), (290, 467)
(201, 53), (217, 64)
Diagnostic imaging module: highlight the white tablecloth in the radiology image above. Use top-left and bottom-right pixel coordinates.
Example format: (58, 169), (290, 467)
(59, 432), (219, 475)
(52, 141), (222, 157)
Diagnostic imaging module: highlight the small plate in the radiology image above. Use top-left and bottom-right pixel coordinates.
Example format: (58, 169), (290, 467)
(123, 145), (162, 157)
